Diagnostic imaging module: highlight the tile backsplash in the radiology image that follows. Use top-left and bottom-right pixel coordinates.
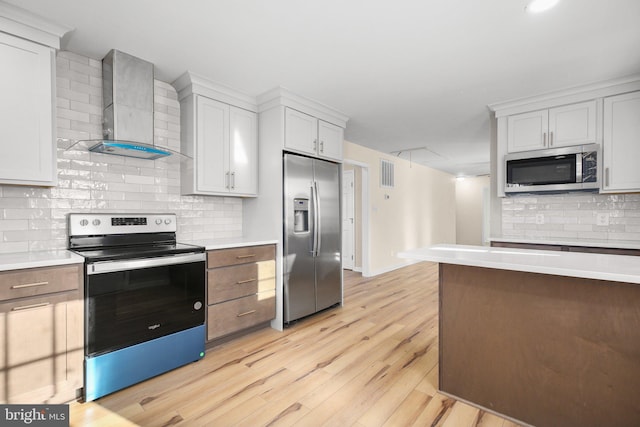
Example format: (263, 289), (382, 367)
(0, 51), (242, 254)
(501, 192), (640, 242)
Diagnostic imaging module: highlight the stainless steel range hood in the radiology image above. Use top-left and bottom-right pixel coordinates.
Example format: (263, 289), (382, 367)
(62, 49), (181, 160)
(91, 49), (169, 160)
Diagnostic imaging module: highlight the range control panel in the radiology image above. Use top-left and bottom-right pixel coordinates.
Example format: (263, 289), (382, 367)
(68, 213), (177, 236)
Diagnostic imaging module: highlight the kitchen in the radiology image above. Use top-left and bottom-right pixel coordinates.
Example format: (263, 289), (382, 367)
(1, 0), (640, 426)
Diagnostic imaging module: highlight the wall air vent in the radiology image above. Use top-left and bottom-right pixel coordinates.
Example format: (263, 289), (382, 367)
(380, 159), (395, 188)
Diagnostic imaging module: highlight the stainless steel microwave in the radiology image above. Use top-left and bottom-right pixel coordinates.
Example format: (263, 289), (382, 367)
(505, 144), (600, 194)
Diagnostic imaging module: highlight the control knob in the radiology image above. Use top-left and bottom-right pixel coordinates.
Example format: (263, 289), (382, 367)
(92, 219), (101, 226)
(79, 219), (88, 226)
(155, 219), (162, 225)
(164, 218), (172, 225)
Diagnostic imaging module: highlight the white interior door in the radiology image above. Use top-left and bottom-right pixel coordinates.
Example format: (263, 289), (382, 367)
(342, 169), (355, 270)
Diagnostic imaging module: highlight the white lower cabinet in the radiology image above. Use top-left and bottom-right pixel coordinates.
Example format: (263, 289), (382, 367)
(181, 95), (257, 196)
(0, 32), (56, 186)
(285, 107), (344, 161)
(602, 91), (640, 192)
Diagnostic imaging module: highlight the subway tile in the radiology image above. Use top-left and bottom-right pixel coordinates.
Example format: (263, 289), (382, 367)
(56, 86), (91, 103)
(0, 220), (29, 231)
(0, 241), (29, 253)
(58, 51), (89, 65)
(124, 174), (155, 185)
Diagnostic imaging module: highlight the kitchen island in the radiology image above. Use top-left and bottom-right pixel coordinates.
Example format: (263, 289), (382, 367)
(399, 245), (640, 427)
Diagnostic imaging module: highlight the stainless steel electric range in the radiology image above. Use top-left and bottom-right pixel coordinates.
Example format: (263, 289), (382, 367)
(68, 213), (206, 401)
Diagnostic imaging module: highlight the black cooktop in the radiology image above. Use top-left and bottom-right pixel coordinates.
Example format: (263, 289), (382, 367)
(73, 242), (204, 262)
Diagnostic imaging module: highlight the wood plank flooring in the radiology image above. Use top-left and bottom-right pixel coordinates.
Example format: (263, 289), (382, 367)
(70, 262), (523, 427)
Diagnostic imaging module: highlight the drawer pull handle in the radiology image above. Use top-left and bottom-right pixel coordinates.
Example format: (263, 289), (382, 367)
(236, 254), (255, 259)
(237, 310), (256, 317)
(11, 281), (49, 289)
(12, 302), (50, 311)
(236, 278), (257, 285)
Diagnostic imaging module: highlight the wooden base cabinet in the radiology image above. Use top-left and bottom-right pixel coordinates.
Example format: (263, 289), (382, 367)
(206, 245), (276, 341)
(0, 264), (83, 404)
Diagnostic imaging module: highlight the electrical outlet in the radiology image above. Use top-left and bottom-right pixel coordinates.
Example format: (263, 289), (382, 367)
(535, 214), (544, 225)
(596, 213), (610, 226)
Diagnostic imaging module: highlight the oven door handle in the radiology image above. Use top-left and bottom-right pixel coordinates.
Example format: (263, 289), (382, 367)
(86, 253), (205, 275)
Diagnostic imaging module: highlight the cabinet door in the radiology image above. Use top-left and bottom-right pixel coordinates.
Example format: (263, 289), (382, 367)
(548, 100), (597, 147)
(602, 91), (640, 192)
(0, 33), (56, 186)
(507, 109), (549, 153)
(196, 96), (230, 193)
(0, 295), (83, 404)
(285, 108), (318, 155)
(318, 120), (344, 161)
(229, 107), (258, 196)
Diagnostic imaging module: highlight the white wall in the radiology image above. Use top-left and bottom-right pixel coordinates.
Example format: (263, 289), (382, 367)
(0, 51), (242, 253)
(344, 141), (456, 275)
(456, 175), (490, 245)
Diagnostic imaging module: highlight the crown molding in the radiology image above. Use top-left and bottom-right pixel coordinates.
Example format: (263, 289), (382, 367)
(488, 74), (640, 117)
(172, 71), (257, 112)
(257, 86), (349, 128)
(0, 1), (71, 49)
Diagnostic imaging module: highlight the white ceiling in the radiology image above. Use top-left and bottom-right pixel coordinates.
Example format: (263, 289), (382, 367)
(7, 0), (640, 176)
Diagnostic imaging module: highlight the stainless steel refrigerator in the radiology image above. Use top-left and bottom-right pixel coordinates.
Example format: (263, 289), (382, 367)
(284, 153), (342, 323)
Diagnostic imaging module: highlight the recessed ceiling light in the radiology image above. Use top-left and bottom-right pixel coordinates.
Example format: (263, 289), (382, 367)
(526, 0), (560, 13)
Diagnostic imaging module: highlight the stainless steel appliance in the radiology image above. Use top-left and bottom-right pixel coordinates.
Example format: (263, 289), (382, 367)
(283, 153), (342, 323)
(505, 143), (600, 194)
(68, 213), (205, 401)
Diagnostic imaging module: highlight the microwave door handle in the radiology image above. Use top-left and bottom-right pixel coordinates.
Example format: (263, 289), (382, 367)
(576, 154), (583, 183)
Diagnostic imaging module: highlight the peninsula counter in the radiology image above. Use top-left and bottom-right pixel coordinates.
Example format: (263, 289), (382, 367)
(399, 244), (640, 427)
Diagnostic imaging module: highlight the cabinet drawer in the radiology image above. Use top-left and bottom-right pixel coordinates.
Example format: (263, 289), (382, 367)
(207, 245), (275, 268)
(0, 290), (80, 315)
(207, 290), (275, 341)
(0, 265), (82, 302)
(208, 260), (275, 304)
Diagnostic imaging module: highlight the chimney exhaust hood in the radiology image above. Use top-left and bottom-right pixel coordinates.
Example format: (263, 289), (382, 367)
(61, 49), (184, 160)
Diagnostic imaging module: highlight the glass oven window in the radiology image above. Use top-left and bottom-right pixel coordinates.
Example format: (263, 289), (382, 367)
(507, 155), (577, 186)
(86, 260), (205, 356)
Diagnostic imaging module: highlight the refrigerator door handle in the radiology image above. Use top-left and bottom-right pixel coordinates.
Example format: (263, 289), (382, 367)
(310, 183), (318, 256)
(314, 180), (321, 256)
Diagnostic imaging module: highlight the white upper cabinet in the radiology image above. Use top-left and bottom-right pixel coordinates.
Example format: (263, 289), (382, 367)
(0, 4), (69, 187)
(507, 109), (549, 152)
(285, 108), (318, 155)
(548, 101), (597, 147)
(601, 91), (640, 193)
(507, 100), (597, 153)
(0, 32), (56, 186)
(229, 106), (258, 195)
(318, 120), (344, 161)
(195, 97), (229, 194)
(174, 72), (258, 197)
(285, 108), (344, 161)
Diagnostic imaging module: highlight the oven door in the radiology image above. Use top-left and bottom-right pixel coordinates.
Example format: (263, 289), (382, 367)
(85, 252), (205, 357)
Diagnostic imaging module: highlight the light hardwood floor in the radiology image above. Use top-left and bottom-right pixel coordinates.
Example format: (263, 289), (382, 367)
(70, 262), (522, 427)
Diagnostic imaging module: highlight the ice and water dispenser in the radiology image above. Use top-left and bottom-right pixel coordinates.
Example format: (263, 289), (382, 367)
(293, 198), (309, 233)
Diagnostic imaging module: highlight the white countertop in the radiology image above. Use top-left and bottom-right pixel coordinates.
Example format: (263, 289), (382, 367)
(398, 244), (640, 284)
(0, 250), (84, 272)
(185, 237), (278, 251)
(488, 236), (640, 250)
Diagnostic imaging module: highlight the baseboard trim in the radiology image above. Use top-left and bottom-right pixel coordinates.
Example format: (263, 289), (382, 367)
(365, 259), (421, 277)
